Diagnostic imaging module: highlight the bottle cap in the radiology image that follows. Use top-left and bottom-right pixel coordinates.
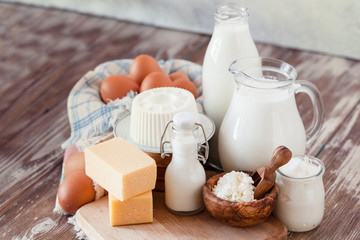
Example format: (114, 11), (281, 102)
(173, 112), (196, 130)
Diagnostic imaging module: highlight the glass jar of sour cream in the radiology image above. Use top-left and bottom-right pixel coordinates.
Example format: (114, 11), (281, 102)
(273, 155), (325, 232)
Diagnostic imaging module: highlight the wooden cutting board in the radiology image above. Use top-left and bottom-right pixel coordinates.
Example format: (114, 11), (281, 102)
(76, 192), (287, 240)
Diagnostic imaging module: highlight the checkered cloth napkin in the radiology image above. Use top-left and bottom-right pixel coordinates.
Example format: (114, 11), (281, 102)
(61, 58), (204, 152)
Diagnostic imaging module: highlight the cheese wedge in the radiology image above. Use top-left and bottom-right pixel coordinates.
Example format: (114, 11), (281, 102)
(85, 137), (156, 201)
(109, 192), (153, 226)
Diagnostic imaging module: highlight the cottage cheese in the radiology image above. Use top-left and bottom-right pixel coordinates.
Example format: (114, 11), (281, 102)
(212, 171), (255, 203)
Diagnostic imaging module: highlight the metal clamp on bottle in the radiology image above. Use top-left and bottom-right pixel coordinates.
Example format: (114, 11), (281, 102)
(195, 122), (209, 164)
(160, 112), (209, 164)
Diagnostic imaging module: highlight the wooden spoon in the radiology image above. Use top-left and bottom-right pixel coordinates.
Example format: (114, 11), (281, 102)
(252, 146), (292, 200)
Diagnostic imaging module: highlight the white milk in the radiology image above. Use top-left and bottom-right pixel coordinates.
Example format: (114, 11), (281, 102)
(273, 156), (325, 232)
(219, 87), (306, 171)
(203, 24), (259, 126)
(165, 112), (206, 215)
(202, 3), (259, 168)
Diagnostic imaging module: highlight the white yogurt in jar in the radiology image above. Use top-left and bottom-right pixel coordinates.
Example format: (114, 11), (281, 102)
(273, 155), (325, 232)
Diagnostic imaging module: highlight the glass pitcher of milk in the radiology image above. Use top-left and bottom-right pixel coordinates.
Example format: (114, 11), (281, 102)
(218, 57), (325, 171)
(202, 2), (259, 169)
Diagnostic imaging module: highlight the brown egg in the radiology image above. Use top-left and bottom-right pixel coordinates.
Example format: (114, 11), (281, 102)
(58, 172), (96, 214)
(63, 145), (79, 164)
(64, 152), (85, 178)
(170, 72), (199, 98)
(129, 54), (162, 85)
(140, 72), (172, 92)
(100, 75), (139, 103)
(169, 72), (189, 82)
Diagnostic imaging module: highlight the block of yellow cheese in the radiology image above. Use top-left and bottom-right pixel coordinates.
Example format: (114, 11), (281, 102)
(109, 191), (153, 226)
(85, 137), (156, 201)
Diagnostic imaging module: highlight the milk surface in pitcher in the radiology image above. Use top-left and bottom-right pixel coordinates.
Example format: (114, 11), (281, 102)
(219, 85), (306, 171)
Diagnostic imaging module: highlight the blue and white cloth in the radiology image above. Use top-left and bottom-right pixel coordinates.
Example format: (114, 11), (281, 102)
(61, 58), (203, 151)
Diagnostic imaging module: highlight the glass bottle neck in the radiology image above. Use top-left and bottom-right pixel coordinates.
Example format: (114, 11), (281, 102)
(171, 129), (199, 157)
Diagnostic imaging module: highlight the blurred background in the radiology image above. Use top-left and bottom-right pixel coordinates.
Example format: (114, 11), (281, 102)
(3, 0), (360, 60)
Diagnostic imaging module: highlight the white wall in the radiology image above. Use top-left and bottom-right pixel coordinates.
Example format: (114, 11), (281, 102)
(6, 0), (360, 60)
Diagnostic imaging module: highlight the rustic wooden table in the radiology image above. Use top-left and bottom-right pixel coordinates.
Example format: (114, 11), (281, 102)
(0, 3), (359, 240)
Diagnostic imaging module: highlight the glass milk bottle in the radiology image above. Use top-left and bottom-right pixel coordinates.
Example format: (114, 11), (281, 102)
(160, 112), (209, 215)
(202, 3), (259, 169)
(273, 155), (325, 232)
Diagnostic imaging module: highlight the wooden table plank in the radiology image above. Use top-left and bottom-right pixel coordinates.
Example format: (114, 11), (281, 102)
(0, 2), (359, 239)
(291, 53), (360, 155)
(0, 102), (68, 212)
(0, 162), (76, 239)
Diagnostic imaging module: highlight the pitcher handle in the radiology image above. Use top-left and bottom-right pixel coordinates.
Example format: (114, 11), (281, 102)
(295, 80), (325, 144)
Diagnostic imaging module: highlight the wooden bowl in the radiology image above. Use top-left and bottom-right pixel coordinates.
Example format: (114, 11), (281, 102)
(202, 171), (279, 227)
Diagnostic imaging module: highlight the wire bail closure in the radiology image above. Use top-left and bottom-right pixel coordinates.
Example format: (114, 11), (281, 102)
(160, 120), (173, 159)
(160, 120), (210, 164)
